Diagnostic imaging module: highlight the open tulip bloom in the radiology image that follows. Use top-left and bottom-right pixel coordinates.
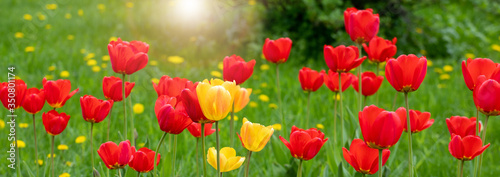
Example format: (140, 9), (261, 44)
(237, 118), (274, 177)
(448, 135), (490, 177)
(207, 147), (245, 173)
(395, 107), (434, 133)
(42, 78), (79, 109)
(129, 147), (160, 174)
(223, 54), (256, 85)
(152, 75), (196, 99)
(362, 36), (397, 64)
(352, 71), (384, 102)
(98, 140), (136, 170)
(461, 58), (498, 91)
(343, 139), (390, 175)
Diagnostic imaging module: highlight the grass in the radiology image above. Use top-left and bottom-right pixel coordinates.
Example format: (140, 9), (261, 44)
(2, 0), (500, 176)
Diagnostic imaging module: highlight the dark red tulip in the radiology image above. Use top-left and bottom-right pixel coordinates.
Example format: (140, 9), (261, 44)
(156, 97), (193, 134)
(97, 140), (136, 169)
(128, 147), (160, 173)
(324, 45), (366, 73)
(462, 58), (498, 91)
(102, 76), (135, 102)
(359, 105), (403, 149)
(223, 55), (256, 85)
(108, 38), (149, 75)
(187, 122), (216, 138)
(344, 7), (380, 44)
(362, 36), (397, 63)
(42, 78), (79, 108)
(343, 139), (390, 175)
(180, 88), (210, 123)
(449, 135), (489, 161)
(42, 110), (70, 136)
(395, 107), (434, 133)
(298, 67), (325, 92)
(385, 54), (427, 93)
(262, 38), (292, 64)
(152, 75), (197, 98)
(0, 79), (27, 110)
(22, 88), (45, 114)
(352, 72), (384, 96)
(279, 126), (328, 161)
(446, 116), (481, 137)
(473, 75), (500, 116)
(323, 70), (353, 93)
(80, 95), (113, 123)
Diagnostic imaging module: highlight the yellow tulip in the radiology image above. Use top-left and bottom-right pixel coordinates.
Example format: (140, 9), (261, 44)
(203, 78), (238, 101)
(238, 118), (273, 152)
(234, 88), (252, 113)
(207, 147), (245, 172)
(196, 79), (235, 121)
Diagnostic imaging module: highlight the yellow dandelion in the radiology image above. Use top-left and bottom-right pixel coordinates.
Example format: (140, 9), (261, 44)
(269, 103), (278, 109)
(415, 28), (423, 34)
(101, 63), (107, 68)
(138, 143), (145, 148)
(45, 75), (54, 80)
(59, 172), (70, 177)
(227, 115), (239, 121)
(46, 4), (57, 10)
(210, 71), (222, 78)
(126, 2), (134, 8)
(434, 68), (443, 74)
(260, 64), (270, 71)
(36, 159), (43, 166)
(0, 119), (4, 129)
(67, 35), (74, 40)
(492, 44), (500, 52)
(258, 94), (269, 102)
(91, 66), (101, 72)
(218, 62), (223, 70)
(465, 53), (475, 59)
(248, 0), (256, 5)
(87, 59), (97, 66)
(78, 9), (84, 16)
(23, 14), (32, 20)
(57, 144), (68, 151)
(260, 83), (268, 88)
(253, 89), (261, 94)
(75, 136), (86, 144)
(102, 55), (110, 61)
(316, 124), (325, 129)
(271, 124), (282, 131)
(48, 66), (56, 71)
(167, 56), (184, 64)
(45, 24), (52, 30)
(15, 32), (24, 38)
(334, 94), (340, 101)
(64, 13), (71, 19)
(151, 78), (160, 84)
(16, 140), (26, 148)
(65, 161), (72, 166)
(249, 101), (258, 108)
(19, 123), (28, 128)
(85, 53), (95, 60)
(25, 46), (35, 52)
(439, 74), (450, 80)
(38, 14), (46, 21)
(109, 36), (118, 42)
(443, 65), (453, 72)
(427, 60), (433, 67)
(420, 49), (427, 55)
(150, 60), (158, 66)
(97, 4), (106, 11)
(133, 103), (144, 114)
(60, 71), (70, 78)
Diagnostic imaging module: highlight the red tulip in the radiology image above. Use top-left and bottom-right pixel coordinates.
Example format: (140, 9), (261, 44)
(395, 107), (434, 133)
(446, 116), (481, 137)
(80, 95), (113, 123)
(223, 55), (256, 85)
(156, 98), (193, 134)
(298, 67), (325, 92)
(187, 122), (216, 138)
(42, 78), (79, 108)
(128, 147), (160, 173)
(324, 45), (366, 73)
(97, 140), (136, 169)
(323, 70), (353, 93)
(385, 54), (427, 93)
(449, 135), (489, 161)
(279, 126), (328, 160)
(343, 139), (390, 175)
(102, 76), (135, 102)
(362, 36), (397, 63)
(462, 58), (498, 91)
(262, 38), (292, 64)
(359, 105), (403, 149)
(473, 76), (500, 116)
(180, 88), (210, 123)
(108, 38), (149, 75)
(344, 7), (380, 44)
(22, 88), (45, 114)
(152, 75), (197, 98)
(352, 72), (384, 96)
(154, 95), (177, 117)
(42, 110), (70, 136)
(0, 79), (27, 109)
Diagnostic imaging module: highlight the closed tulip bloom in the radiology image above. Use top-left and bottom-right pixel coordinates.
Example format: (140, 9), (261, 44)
(352, 72), (384, 96)
(238, 118), (274, 152)
(207, 147), (245, 172)
(344, 7), (380, 44)
(359, 105), (403, 149)
(22, 88), (45, 114)
(362, 36), (397, 63)
(97, 140), (136, 169)
(128, 147), (160, 173)
(181, 88), (209, 123)
(385, 54), (427, 93)
(324, 45), (366, 73)
(80, 95), (113, 123)
(462, 58), (498, 91)
(102, 76), (135, 102)
(262, 38), (293, 64)
(152, 75), (196, 98)
(223, 55), (256, 85)
(42, 110), (70, 136)
(196, 79), (235, 121)
(449, 135), (489, 161)
(395, 107), (434, 133)
(233, 87), (252, 113)
(187, 122), (216, 138)
(343, 139), (390, 175)
(0, 79), (27, 109)
(156, 100), (192, 134)
(298, 67), (325, 92)
(473, 76), (500, 116)
(323, 70), (353, 93)
(108, 38), (149, 75)
(154, 95), (177, 117)
(279, 126), (328, 160)
(42, 78), (79, 108)
(446, 116), (481, 137)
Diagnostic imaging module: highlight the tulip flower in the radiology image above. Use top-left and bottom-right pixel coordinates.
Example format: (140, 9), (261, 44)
(42, 78), (79, 109)
(324, 45), (366, 73)
(156, 100), (192, 134)
(298, 67), (324, 92)
(473, 76), (500, 116)
(343, 139), (390, 175)
(385, 54), (427, 93)
(262, 38), (292, 64)
(359, 105), (402, 149)
(154, 95), (177, 118)
(196, 79), (235, 121)
(323, 70), (353, 93)
(207, 147), (245, 172)
(181, 88), (209, 123)
(129, 147), (160, 173)
(152, 75), (196, 98)
(395, 107), (434, 133)
(108, 38), (149, 75)
(97, 140), (136, 169)
(22, 88), (45, 114)
(344, 7), (380, 44)
(461, 58), (498, 91)
(0, 79), (27, 109)
(352, 71), (384, 97)
(187, 122), (216, 138)
(449, 135), (490, 177)
(42, 110), (70, 177)
(102, 76), (135, 102)
(223, 55), (256, 85)
(362, 36), (397, 63)
(233, 87), (252, 113)
(238, 118), (274, 177)
(445, 116), (480, 137)
(80, 95), (113, 123)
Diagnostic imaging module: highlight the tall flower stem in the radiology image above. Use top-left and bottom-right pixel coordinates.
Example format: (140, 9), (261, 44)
(90, 123), (95, 172)
(459, 160), (464, 177)
(378, 149), (383, 177)
(216, 121), (221, 177)
(32, 114), (39, 177)
(477, 115), (489, 177)
(297, 160), (303, 177)
(13, 112), (20, 177)
(306, 91), (311, 128)
(154, 132), (167, 177)
(122, 74), (127, 140)
(245, 150), (252, 177)
(230, 104), (235, 147)
(201, 123), (208, 177)
(127, 75), (135, 145)
(474, 108), (479, 177)
(118, 169), (122, 177)
(338, 72), (346, 168)
(196, 138), (200, 177)
(333, 93), (338, 145)
(357, 43), (363, 113)
(51, 135), (55, 177)
(172, 135), (177, 177)
(107, 107), (112, 141)
(375, 62), (380, 105)
(392, 93), (398, 111)
(404, 92), (413, 177)
(276, 64), (287, 137)
(137, 172), (140, 177)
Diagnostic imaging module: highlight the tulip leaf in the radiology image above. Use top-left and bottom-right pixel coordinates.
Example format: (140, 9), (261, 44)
(321, 165), (330, 177)
(383, 166), (391, 177)
(271, 135), (288, 165)
(337, 162), (350, 177)
(354, 171), (363, 177)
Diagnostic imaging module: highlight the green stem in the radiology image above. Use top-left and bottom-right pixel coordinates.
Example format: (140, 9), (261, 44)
(379, 149), (383, 177)
(306, 91), (311, 128)
(357, 43), (363, 113)
(375, 63), (380, 105)
(362, 174), (366, 177)
(338, 72), (346, 168)
(137, 171), (140, 177)
(51, 135), (55, 177)
(477, 115), (489, 177)
(459, 160), (464, 177)
(392, 93), (398, 111)
(196, 138), (200, 177)
(201, 123), (208, 177)
(154, 132), (167, 177)
(245, 150), (252, 177)
(333, 93), (337, 145)
(230, 103), (235, 147)
(276, 64), (287, 137)
(405, 92), (413, 177)
(91, 123), (95, 173)
(118, 169), (122, 177)
(107, 107), (112, 141)
(216, 121), (221, 177)
(122, 74), (127, 140)
(364, 96), (367, 107)
(474, 108), (479, 177)
(297, 160), (303, 177)
(172, 135), (177, 177)
(13, 112), (20, 177)
(127, 75), (135, 146)
(32, 114), (39, 177)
